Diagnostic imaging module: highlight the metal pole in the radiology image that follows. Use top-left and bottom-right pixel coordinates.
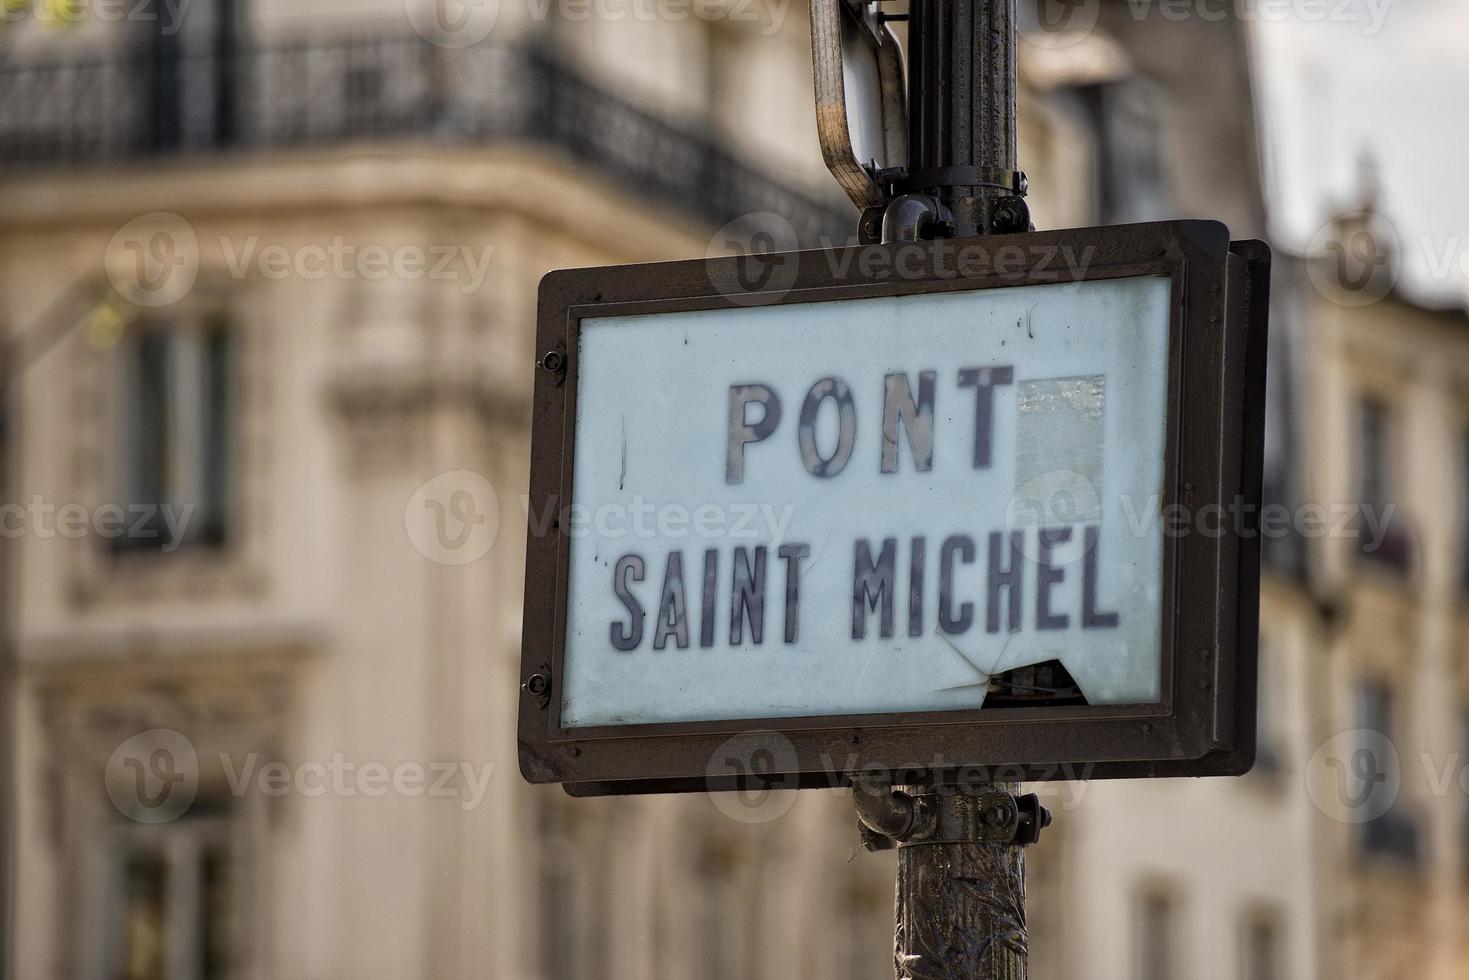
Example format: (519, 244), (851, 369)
(860, 3), (1040, 978)
(885, 0), (1029, 240)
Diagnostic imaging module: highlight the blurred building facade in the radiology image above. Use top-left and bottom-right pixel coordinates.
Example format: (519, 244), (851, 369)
(0, 2), (1466, 980)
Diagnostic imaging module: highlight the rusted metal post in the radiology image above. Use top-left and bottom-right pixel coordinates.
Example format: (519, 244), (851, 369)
(861, 2), (1038, 978)
(856, 777), (1048, 980)
(893, 784), (1030, 980)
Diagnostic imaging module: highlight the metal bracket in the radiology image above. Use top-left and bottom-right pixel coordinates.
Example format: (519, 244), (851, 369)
(890, 166), (1029, 197)
(810, 0), (908, 212)
(854, 778), (1052, 851)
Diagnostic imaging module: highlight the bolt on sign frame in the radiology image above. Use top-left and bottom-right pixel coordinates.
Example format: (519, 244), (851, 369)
(518, 220), (1269, 797)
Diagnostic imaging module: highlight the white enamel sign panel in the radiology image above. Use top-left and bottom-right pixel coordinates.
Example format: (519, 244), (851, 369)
(560, 275), (1172, 728)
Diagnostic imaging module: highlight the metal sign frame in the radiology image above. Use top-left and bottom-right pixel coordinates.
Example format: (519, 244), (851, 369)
(518, 220), (1268, 796)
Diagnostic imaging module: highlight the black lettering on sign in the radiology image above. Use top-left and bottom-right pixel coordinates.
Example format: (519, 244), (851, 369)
(726, 384), (781, 485)
(939, 534), (976, 634)
(653, 551), (689, 650)
(957, 366), (1014, 469)
(610, 553), (646, 651)
(852, 537), (896, 639)
(700, 548), (719, 648)
(881, 371), (936, 474)
(729, 545), (768, 645)
(908, 535), (926, 637)
(1036, 526), (1072, 631)
(777, 543), (809, 644)
(798, 377), (857, 478)
(986, 530), (1024, 633)
(1082, 525), (1120, 628)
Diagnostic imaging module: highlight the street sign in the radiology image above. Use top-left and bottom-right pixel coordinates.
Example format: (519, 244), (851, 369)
(518, 220), (1268, 795)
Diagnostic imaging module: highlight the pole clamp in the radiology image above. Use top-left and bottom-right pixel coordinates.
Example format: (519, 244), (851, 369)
(853, 779), (1052, 851)
(886, 166), (1029, 197)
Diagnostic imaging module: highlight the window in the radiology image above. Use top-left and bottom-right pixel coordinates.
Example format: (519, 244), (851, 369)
(1353, 396), (1413, 573)
(1239, 912), (1280, 980)
(1134, 887), (1176, 980)
(117, 317), (232, 552)
(1357, 397), (1388, 512)
(141, 0), (243, 150)
(108, 804), (235, 980)
(1073, 78), (1171, 225)
(1356, 679), (1422, 865)
(1461, 432), (1469, 592)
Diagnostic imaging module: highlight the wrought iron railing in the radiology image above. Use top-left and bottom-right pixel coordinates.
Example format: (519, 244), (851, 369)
(0, 35), (854, 246)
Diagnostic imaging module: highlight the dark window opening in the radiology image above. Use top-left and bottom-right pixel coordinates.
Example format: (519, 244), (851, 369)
(115, 318), (232, 554)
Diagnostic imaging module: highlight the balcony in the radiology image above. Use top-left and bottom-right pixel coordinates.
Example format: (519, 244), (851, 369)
(0, 35), (852, 247)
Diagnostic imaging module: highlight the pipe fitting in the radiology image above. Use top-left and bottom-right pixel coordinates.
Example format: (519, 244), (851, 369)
(881, 193), (954, 243)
